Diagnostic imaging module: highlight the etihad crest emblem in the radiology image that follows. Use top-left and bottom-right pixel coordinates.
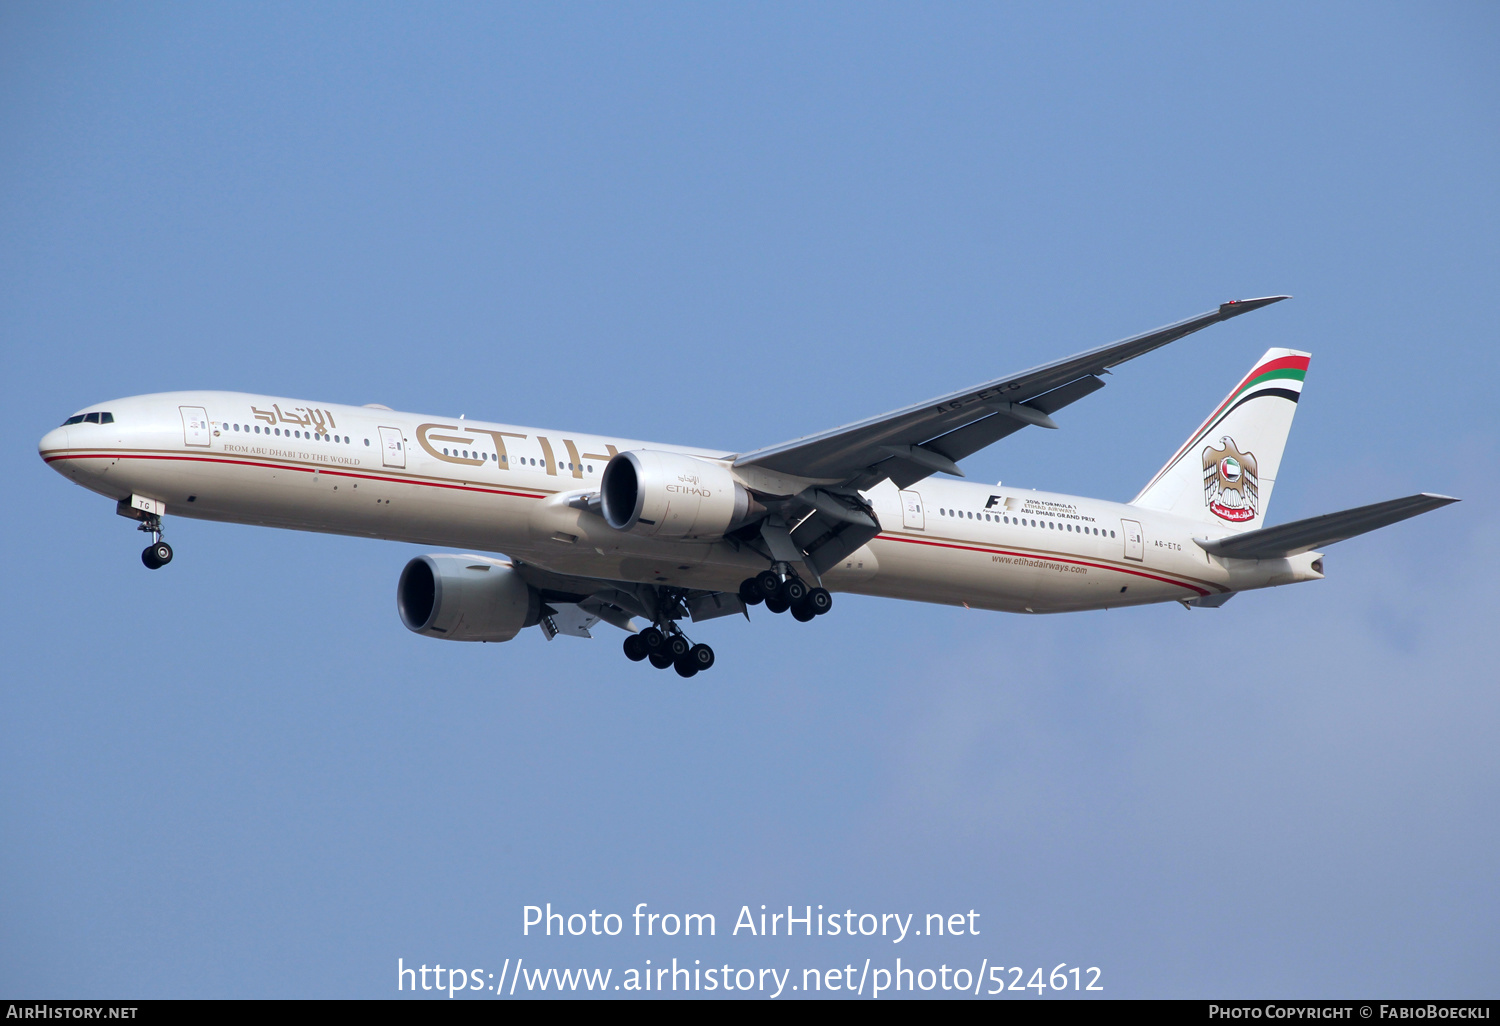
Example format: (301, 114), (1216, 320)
(1202, 436), (1259, 523)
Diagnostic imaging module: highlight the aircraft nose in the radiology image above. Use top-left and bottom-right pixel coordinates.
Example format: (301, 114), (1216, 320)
(39, 426), (69, 462)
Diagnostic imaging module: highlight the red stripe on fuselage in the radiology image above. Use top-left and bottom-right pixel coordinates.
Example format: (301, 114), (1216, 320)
(42, 451), (552, 501)
(878, 533), (1214, 596)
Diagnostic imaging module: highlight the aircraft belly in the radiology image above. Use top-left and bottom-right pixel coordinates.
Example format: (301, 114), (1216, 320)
(850, 529), (1228, 613)
(89, 451), (537, 553)
(861, 532), (1039, 612)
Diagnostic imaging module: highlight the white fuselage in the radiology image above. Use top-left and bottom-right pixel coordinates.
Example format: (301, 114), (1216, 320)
(39, 391), (1322, 614)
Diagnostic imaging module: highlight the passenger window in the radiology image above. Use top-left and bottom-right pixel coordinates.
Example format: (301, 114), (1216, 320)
(364, 438), (370, 445)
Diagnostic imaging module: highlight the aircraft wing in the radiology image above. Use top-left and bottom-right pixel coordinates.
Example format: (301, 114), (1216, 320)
(734, 296), (1289, 491)
(1196, 493), (1460, 560)
(509, 560), (745, 635)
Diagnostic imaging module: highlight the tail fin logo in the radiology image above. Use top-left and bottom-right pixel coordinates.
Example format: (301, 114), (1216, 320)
(1203, 437), (1259, 523)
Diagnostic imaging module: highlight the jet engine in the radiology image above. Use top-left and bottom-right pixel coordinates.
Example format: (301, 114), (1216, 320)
(599, 450), (761, 539)
(397, 554), (541, 642)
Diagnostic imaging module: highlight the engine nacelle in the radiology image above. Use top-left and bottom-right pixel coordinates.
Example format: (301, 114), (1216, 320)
(397, 554), (541, 642)
(600, 450), (758, 539)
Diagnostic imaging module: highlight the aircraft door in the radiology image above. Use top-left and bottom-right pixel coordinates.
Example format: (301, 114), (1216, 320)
(180, 406), (211, 447)
(1121, 518), (1144, 561)
(378, 426), (406, 469)
(899, 489), (925, 530)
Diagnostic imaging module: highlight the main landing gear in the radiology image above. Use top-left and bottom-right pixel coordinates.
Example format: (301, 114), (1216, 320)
(622, 625), (715, 679)
(737, 567), (832, 623)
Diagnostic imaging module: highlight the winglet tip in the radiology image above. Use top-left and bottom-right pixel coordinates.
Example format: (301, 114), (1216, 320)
(1219, 295), (1292, 318)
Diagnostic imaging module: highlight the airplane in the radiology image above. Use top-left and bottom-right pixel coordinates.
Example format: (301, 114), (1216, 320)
(38, 296), (1457, 677)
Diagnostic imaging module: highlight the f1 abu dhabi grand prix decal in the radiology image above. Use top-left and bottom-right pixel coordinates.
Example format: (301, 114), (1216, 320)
(1202, 436), (1259, 523)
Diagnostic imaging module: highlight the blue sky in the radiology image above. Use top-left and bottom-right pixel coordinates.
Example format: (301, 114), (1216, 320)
(2, 2), (1496, 998)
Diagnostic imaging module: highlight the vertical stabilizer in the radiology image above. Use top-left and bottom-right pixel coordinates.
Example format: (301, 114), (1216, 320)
(1131, 348), (1309, 531)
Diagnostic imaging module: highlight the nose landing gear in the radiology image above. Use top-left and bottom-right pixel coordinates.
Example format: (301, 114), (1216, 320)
(117, 497), (174, 570)
(142, 539), (173, 570)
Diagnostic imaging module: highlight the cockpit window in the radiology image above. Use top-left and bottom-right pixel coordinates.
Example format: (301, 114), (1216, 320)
(61, 412), (114, 426)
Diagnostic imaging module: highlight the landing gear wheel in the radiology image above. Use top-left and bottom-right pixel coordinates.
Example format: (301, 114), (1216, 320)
(755, 570), (782, 600)
(783, 578), (808, 605)
(623, 634), (648, 661)
(738, 578), (764, 605)
(808, 587), (832, 615)
(141, 541), (172, 569)
(667, 634), (690, 660)
(791, 602), (817, 622)
(640, 626), (665, 652)
(673, 657), (698, 678)
(648, 652), (674, 670)
(765, 593), (790, 614)
(689, 643), (715, 671)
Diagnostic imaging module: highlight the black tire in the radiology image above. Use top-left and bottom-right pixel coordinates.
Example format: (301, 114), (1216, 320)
(152, 542), (173, 565)
(141, 546), (161, 570)
(738, 578), (764, 605)
(673, 657), (698, 678)
(640, 626), (664, 651)
(808, 587), (832, 615)
(765, 593), (790, 614)
(623, 635), (648, 661)
(648, 652), (674, 669)
(689, 643), (715, 670)
(791, 602), (816, 622)
(783, 578), (808, 604)
(667, 634), (690, 659)
(755, 570), (781, 600)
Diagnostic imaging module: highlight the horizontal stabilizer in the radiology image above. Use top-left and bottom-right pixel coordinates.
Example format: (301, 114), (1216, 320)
(1196, 493), (1459, 560)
